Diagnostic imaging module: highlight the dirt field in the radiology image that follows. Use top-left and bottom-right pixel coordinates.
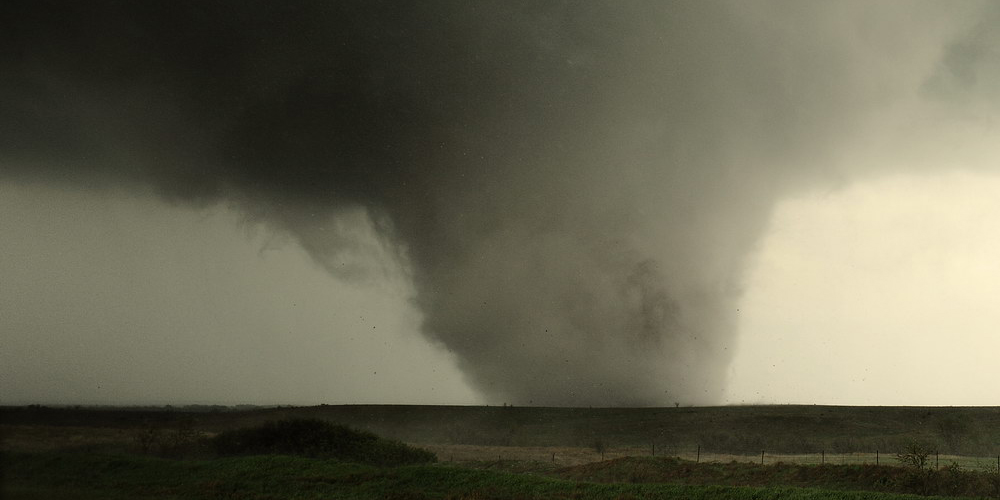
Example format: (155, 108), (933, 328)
(1, 424), (136, 452)
(418, 443), (630, 465)
(418, 442), (1000, 472)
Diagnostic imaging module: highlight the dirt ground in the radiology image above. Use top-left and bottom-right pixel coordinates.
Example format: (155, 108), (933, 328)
(417, 443), (669, 466)
(415, 443), (1000, 472)
(1, 425), (136, 452)
(412, 443), (880, 467)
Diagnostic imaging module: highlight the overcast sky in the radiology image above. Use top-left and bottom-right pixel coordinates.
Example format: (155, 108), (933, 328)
(2, 1), (999, 406)
(6, 171), (1000, 406)
(0, 182), (480, 405)
(728, 171), (1000, 406)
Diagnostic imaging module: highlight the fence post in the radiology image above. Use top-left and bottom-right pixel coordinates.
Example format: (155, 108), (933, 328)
(652, 443), (655, 456)
(552, 452), (555, 463)
(876, 450), (879, 466)
(822, 450), (825, 464)
(936, 452), (939, 470)
(761, 450), (765, 465)
(697, 445), (700, 463)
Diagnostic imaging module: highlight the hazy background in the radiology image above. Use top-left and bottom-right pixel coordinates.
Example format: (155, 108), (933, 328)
(728, 171), (1000, 406)
(0, 183), (479, 405)
(2, 1), (999, 406)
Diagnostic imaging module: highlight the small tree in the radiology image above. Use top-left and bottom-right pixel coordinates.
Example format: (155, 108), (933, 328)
(896, 441), (933, 469)
(593, 439), (606, 454)
(134, 425), (161, 454)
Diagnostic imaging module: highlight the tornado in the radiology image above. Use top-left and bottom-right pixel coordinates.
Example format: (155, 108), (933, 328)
(2, 1), (994, 405)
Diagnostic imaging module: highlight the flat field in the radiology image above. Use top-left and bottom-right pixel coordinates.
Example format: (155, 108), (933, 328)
(5, 404), (1000, 499)
(7, 404), (1000, 454)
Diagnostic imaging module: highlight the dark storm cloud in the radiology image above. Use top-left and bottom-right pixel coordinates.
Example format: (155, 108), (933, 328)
(924, 3), (1000, 109)
(0, 1), (987, 405)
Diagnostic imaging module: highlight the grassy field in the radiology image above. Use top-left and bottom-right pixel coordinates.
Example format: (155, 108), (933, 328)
(6, 404), (1000, 455)
(4, 452), (990, 500)
(6, 405), (1000, 499)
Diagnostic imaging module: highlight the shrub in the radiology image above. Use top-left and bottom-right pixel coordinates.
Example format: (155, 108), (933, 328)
(593, 439), (606, 454)
(209, 418), (436, 466)
(895, 441), (933, 469)
(133, 418), (206, 457)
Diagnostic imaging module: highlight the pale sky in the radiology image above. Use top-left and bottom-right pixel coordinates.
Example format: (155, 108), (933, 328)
(727, 171), (1000, 406)
(0, 183), (480, 405)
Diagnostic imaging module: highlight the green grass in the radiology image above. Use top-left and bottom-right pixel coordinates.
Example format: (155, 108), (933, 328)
(3, 452), (988, 500)
(548, 456), (1000, 498)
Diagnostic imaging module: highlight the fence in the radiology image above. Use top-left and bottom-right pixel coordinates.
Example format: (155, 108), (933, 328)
(599, 445), (1000, 473)
(423, 442), (1000, 471)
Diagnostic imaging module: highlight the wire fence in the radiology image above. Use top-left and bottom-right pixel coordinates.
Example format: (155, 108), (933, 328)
(420, 442), (1000, 472)
(599, 445), (1000, 472)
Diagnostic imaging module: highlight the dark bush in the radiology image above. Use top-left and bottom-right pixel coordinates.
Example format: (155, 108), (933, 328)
(210, 418), (436, 466)
(895, 441), (933, 469)
(133, 418), (208, 458)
